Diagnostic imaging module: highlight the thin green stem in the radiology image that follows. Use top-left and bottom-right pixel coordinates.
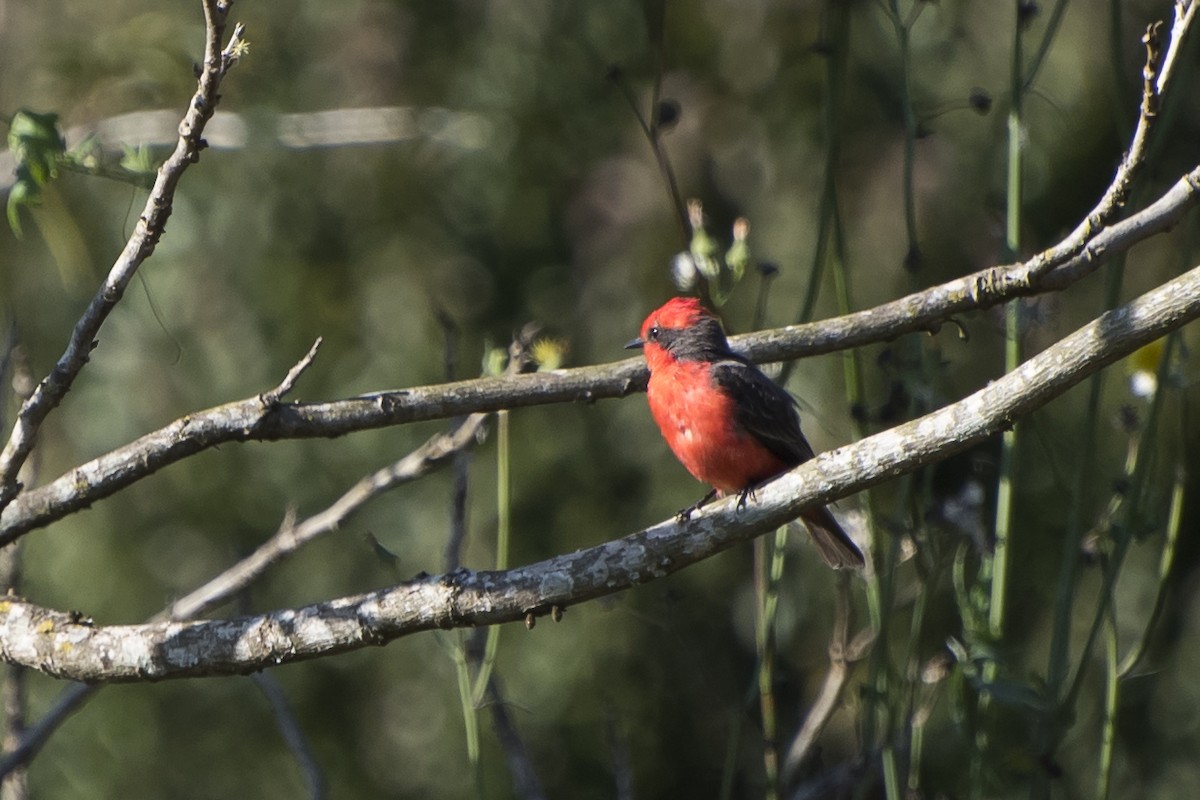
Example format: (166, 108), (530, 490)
(829, 204), (864, 445)
(878, 1), (938, 770)
(886, 0), (922, 268)
(980, 7), (1027, 793)
(797, 196), (834, 332)
(755, 526), (788, 799)
(1119, 459), (1186, 677)
(454, 638), (485, 800)
(874, 7), (937, 792)
(991, 12), (1025, 641)
(609, 1), (689, 248)
(908, 715), (927, 795)
(472, 409), (510, 705)
(788, 0), (851, 344)
(1021, 0), (1071, 95)
(903, 542), (931, 795)
(1063, 538), (1130, 714)
(1096, 594), (1119, 800)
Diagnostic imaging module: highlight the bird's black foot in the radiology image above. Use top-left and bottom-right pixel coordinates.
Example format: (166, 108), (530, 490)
(735, 485), (760, 510)
(676, 488), (718, 522)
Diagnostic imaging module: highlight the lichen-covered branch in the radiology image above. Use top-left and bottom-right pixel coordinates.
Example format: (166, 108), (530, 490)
(2, 260), (1197, 683)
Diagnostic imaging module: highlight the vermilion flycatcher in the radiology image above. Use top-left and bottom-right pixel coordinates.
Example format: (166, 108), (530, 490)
(626, 297), (864, 570)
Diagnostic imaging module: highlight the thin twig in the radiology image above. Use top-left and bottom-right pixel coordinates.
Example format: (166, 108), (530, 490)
(438, 312), (471, 572)
(1025, 3), (1197, 280)
(487, 677), (547, 800)
(0, 1), (246, 510)
(252, 673), (327, 800)
(159, 411), (488, 621)
(260, 338), (323, 407)
(609, 0), (689, 245)
(0, 338), (32, 800)
(781, 575), (874, 785)
(0, 662), (27, 800)
(1, 259), (1198, 682)
(1157, 1), (1199, 97)
(0, 684), (96, 780)
(0, 349), (481, 779)
(445, 315), (483, 797)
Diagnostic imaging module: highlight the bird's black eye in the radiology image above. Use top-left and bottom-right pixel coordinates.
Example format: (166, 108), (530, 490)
(648, 325), (661, 340)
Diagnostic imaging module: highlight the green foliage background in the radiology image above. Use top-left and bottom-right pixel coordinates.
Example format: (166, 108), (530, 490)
(0, 0), (1198, 797)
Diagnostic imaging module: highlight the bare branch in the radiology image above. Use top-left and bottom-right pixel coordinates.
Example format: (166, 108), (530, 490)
(159, 329), (536, 621)
(260, 337), (323, 407)
(0, 339), (34, 799)
(0, 339), (492, 774)
(1, 260), (1197, 683)
(3, 157), (1199, 547)
(0, 355), (483, 780)
(160, 412), (489, 621)
(1158, 2), (1198, 97)
(0, 684), (96, 779)
(0, 2), (245, 510)
(752, 161), (1200, 363)
(1024, 1), (1197, 278)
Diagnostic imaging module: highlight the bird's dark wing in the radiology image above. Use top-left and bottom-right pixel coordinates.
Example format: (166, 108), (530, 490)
(713, 359), (865, 570)
(710, 360), (815, 467)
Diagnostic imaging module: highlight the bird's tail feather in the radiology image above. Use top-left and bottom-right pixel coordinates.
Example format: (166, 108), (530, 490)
(799, 506), (865, 570)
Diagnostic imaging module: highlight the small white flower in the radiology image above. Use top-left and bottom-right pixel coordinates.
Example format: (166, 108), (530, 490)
(671, 252), (697, 291)
(1130, 370), (1157, 399)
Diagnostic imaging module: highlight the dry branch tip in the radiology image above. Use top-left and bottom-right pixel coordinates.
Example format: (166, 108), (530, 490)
(261, 337), (323, 408)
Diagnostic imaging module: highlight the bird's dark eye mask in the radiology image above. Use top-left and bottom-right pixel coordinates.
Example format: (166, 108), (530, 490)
(655, 319), (731, 363)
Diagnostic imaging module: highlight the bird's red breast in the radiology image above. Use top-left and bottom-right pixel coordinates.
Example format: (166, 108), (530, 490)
(646, 358), (788, 493)
(630, 296), (865, 570)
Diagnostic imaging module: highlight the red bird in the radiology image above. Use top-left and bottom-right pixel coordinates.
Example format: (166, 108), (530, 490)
(627, 297), (864, 570)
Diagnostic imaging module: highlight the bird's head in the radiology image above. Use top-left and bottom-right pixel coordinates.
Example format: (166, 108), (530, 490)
(625, 297), (730, 370)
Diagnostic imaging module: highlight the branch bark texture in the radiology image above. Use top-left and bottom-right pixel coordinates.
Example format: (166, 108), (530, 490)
(4, 158), (1199, 545)
(3, 260), (1198, 683)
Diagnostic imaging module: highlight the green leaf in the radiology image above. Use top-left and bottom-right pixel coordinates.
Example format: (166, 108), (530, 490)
(9, 108), (66, 186)
(6, 109), (67, 236)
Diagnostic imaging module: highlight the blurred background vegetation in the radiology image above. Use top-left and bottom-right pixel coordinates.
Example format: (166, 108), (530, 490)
(0, 0), (1198, 797)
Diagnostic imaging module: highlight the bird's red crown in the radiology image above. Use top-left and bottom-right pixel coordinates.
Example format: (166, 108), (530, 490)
(640, 296), (712, 340)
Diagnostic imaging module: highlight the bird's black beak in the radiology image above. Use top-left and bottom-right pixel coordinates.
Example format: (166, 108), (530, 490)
(624, 337), (645, 350)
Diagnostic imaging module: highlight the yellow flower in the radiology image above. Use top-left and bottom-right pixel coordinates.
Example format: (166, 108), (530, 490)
(531, 337), (568, 371)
